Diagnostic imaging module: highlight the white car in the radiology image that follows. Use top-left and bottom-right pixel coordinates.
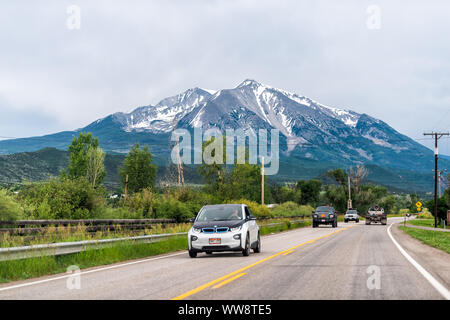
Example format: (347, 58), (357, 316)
(188, 204), (261, 258)
(344, 209), (360, 223)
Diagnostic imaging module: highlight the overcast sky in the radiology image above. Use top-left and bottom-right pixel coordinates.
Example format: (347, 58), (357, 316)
(1, 1), (449, 153)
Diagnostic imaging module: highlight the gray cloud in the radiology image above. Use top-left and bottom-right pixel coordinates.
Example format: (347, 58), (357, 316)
(0, 0), (449, 153)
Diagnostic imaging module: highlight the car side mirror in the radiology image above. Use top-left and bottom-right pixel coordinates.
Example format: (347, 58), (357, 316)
(189, 218), (195, 223)
(250, 216), (257, 220)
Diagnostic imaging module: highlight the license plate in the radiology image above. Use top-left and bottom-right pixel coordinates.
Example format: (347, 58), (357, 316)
(209, 238), (221, 244)
(321, 219), (326, 222)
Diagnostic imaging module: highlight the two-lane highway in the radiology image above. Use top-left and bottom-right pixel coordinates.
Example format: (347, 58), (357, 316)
(0, 218), (447, 299)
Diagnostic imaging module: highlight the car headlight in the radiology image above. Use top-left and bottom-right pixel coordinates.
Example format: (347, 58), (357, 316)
(230, 226), (241, 232)
(192, 227), (202, 233)
(329, 214), (334, 218)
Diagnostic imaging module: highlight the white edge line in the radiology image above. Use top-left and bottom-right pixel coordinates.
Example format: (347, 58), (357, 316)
(0, 251), (186, 292)
(387, 222), (450, 300)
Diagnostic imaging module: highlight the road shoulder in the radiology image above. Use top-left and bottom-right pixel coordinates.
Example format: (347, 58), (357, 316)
(391, 223), (450, 289)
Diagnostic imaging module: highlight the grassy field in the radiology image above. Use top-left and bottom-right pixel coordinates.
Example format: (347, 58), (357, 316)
(0, 218), (310, 284)
(399, 226), (450, 254)
(407, 219), (450, 229)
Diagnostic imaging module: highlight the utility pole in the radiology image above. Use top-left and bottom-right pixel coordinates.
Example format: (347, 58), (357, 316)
(261, 156), (265, 205)
(124, 174), (128, 199)
(423, 132), (450, 228)
(347, 175), (352, 210)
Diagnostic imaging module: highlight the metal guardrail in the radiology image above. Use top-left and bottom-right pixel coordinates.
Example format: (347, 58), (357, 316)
(0, 219), (184, 235)
(0, 232), (187, 262)
(0, 216), (312, 235)
(0, 216), (310, 261)
(0, 218), (177, 226)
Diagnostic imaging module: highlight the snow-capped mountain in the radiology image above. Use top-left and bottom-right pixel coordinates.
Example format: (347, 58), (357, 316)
(0, 79), (445, 178)
(108, 79), (361, 140)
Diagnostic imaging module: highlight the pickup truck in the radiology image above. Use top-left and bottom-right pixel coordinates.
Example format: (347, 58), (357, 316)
(365, 206), (387, 225)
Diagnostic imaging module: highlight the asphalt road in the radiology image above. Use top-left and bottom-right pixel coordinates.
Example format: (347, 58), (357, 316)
(0, 218), (447, 300)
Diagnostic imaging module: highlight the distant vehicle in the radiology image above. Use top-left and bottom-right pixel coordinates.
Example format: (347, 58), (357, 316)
(187, 204), (261, 258)
(313, 206), (337, 228)
(366, 206), (387, 225)
(344, 209), (359, 223)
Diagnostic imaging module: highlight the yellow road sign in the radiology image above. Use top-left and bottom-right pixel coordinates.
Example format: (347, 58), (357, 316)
(416, 201), (422, 208)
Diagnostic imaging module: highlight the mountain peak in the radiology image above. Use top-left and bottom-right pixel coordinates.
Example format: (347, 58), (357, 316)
(237, 79), (264, 88)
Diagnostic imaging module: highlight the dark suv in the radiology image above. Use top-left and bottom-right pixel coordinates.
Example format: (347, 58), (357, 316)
(313, 206), (337, 228)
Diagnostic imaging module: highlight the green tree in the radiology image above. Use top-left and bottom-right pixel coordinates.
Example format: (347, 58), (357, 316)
(197, 137), (227, 194)
(328, 168), (347, 187)
(226, 163), (268, 203)
(67, 132), (102, 181)
(381, 194), (397, 214)
(323, 185), (347, 212)
(86, 146), (106, 188)
(296, 179), (322, 206)
(425, 197), (449, 221)
(119, 144), (157, 194)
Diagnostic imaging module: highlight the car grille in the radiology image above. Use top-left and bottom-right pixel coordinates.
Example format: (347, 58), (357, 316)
(202, 245), (229, 250)
(201, 227), (230, 233)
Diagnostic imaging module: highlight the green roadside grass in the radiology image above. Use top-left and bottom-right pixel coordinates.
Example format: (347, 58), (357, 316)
(0, 219), (310, 284)
(398, 226), (450, 254)
(0, 236), (188, 284)
(387, 214), (408, 218)
(407, 219), (450, 229)
(259, 219), (311, 235)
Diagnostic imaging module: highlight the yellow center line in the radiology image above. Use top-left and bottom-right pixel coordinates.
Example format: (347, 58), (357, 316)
(172, 226), (353, 300)
(212, 273), (246, 289)
(282, 250), (294, 256)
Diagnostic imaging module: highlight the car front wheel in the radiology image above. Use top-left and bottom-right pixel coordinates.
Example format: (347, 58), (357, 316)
(189, 250), (197, 258)
(242, 234), (250, 256)
(253, 233), (261, 253)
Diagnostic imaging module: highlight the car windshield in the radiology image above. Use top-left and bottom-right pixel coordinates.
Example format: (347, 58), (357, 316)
(316, 206), (333, 212)
(196, 206), (243, 221)
(347, 210), (357, 214)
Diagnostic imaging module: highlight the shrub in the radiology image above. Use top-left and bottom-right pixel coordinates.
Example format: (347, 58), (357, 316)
(416, 209), (433, 219)
(121, 188), (154, 218)
(153, 196), (194, 222)
(271, 202), (314, 218)
(0, 189), (23, 221)
(228, 199), (271, 218)
(19, 177), (105, 219)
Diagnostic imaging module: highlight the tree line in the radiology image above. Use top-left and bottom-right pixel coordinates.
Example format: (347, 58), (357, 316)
(1, 131), (448, 222)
